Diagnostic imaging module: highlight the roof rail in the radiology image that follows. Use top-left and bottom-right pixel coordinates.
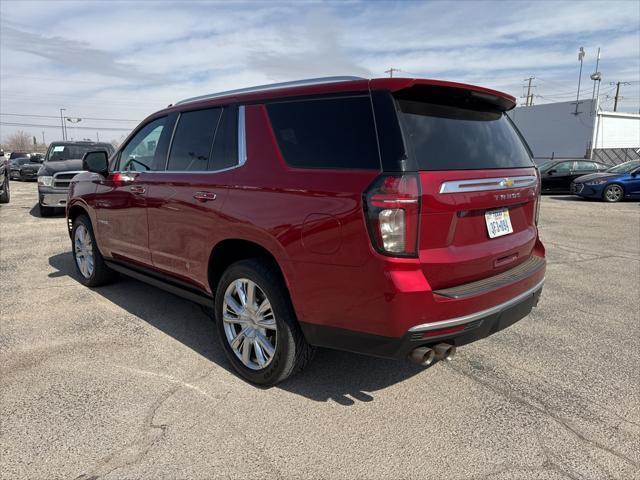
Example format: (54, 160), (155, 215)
(175, 76), (366, 105)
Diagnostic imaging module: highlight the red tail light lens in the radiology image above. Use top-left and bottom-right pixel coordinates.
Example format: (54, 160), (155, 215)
(534, 168), (541, 225)
(364, 174), (420, 257)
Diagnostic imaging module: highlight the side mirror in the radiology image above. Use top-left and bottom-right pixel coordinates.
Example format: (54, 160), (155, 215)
(82, 151), (109, 176)
(547, 169), (556, 175)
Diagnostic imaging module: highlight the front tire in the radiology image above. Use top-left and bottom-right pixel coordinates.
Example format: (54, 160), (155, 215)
(215, 258), (315, 386)
(71, 214), (117, 287)
(603, 184), (624, 203)
(0, 175), (9, 203)
(39, 203), (54, 217)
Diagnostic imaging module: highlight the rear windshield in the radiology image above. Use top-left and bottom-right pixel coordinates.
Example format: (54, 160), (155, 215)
(397, 99), (533, 170)
(47, 144), (114, 161)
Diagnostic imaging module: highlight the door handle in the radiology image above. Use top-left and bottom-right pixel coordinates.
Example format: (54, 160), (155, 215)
(193, 191), (217, 202)
(130, 185), (146, 194)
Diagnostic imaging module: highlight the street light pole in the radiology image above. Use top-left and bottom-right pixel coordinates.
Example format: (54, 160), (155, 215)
(575, 47), (585, 115)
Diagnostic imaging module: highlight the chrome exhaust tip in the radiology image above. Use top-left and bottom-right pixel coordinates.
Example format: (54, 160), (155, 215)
(433, 343), (456, 361)
(408, 346), (436, 366)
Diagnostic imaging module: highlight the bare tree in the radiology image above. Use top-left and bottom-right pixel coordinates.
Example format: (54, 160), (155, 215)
(5, 131), (32, 152)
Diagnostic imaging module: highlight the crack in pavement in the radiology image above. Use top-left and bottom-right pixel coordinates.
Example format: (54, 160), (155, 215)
(71, 366), (284, 479)
(73, 368), (216, 480)
(446, 362), (639, 471)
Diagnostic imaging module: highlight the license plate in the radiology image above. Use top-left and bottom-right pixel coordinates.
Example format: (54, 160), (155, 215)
(485, 208), (513, 238)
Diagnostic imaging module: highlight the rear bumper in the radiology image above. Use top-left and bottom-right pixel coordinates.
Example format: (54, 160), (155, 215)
(301, 279), (543, 359)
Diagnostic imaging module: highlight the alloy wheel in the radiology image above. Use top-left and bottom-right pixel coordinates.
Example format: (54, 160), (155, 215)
(605, 185), (623, 202)
(222, 278), (277, 370)
(74, 224), (94, 278)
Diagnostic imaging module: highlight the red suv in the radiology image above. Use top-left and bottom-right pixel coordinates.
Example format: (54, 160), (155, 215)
(67, 77), (545, 385)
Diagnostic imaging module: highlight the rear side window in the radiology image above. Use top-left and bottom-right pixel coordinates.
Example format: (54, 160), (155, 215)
(209, 106), (238, 171)
(397, 99), (533, 170)
(167, 108), (222, 171)
(267, 96), (380, 170)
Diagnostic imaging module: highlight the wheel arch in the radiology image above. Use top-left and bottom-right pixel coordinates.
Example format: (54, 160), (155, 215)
(67, 203), (90, 238)
(207, 238), (301, 318)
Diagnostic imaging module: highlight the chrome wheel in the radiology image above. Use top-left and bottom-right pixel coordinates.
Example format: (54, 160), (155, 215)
(74, 224), (94, 279)
(604, 185), (623, 202)
(222, 278), (277, 370)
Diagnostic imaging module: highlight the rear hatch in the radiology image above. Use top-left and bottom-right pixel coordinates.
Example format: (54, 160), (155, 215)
(394, 84), (540, 290)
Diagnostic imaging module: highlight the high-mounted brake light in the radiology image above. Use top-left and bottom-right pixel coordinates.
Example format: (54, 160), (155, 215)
(364, 174), (420, 257)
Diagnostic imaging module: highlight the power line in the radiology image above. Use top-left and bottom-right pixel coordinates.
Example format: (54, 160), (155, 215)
(0, 112), (140, 122)
(0, 121), (132, 132)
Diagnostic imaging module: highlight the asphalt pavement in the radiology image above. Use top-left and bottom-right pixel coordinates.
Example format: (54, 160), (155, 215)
(1, 180), (639, 479)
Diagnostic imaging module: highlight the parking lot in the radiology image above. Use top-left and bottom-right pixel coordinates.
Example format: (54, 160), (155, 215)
(1, 179), (638, 479)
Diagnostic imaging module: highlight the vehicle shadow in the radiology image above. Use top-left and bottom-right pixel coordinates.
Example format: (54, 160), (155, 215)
(29, 203), (65, 218)
(48, 252), (428, 404)
(547, 196), (589, 201)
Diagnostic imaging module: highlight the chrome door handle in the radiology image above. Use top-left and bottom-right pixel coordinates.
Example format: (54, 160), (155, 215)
(193, 191), (217, 202)
(130, 185), (146, 194)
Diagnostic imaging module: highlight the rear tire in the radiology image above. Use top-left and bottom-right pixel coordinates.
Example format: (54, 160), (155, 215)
(0, 175), (9, 203)
(71, 214), (117, 287)
(603, 184), (624, 203)
(214, 258), (315, 386)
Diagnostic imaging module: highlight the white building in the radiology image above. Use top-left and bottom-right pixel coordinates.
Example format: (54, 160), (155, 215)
(508, 100), (640, 165)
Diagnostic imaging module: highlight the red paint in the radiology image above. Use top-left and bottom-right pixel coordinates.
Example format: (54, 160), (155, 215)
(68, 77), (544, 347)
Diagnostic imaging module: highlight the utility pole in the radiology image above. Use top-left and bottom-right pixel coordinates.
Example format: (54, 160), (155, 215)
(59, 108), (66, 140)
(524, 76), (535, 106)
(41, 131), (45, 145)
(612, 82), (630, 112)
(96, 131), (100, 142)
(385, 67), (399, 78)
(574, 47), (585, 115)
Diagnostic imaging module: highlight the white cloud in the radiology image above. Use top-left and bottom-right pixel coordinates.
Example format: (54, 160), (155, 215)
(0, 0), (638, 144)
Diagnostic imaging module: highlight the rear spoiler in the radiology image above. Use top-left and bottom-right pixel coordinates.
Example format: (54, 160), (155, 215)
(370, 78), (516, 112)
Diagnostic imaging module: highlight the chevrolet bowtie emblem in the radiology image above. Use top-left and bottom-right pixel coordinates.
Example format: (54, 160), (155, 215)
(500, 178), (514, 187)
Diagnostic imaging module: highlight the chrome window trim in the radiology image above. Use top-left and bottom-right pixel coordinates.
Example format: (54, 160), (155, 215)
(238, 105), (247, 167)
(408, 278), (545, 333)
(439, 175), (537, 194)
(175, 76), (365, 106)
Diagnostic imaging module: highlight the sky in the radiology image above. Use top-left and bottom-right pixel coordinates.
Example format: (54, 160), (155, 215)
(1, 0), (639, 146)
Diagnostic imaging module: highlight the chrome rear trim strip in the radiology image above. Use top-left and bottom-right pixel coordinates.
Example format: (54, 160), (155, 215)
(439, 175), (537, 194)
(408, 279), (544, 332)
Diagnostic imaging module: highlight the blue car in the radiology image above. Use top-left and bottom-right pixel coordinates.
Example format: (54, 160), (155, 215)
(571, 160), (640, 202)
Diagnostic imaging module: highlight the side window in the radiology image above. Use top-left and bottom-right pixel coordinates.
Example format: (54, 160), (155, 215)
(575, 161), (596, 170)
(120, 117), (166, 171)
(266, 96), (380, 169)
(167, 108), (222, 171)
(209, 106), (238, 171)
(554, 161), (573, 173)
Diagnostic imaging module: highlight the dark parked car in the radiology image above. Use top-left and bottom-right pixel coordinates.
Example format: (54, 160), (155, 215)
(37, 141), (115, 216)
(18, 156), (44, 181)
(571, 160), (640, 202)
(0, 156), (9, 203)
(67, 76), (546, 386)
(539, 159), (609, 193)
(9, 156), (32, 180)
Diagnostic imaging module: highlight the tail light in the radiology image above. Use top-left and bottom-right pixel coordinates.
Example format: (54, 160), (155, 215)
(534, 168), (541, 225)
(364, 174), (420, 257)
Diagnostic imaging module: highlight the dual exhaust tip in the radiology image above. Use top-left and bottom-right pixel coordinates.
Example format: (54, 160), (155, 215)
(409, 343), (456, 366)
